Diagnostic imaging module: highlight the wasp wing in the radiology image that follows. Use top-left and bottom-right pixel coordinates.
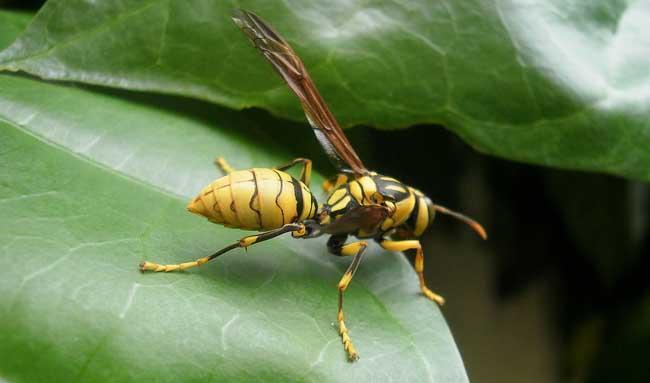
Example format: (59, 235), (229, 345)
(322, 204), (389, 236)
(232, 9), (368, 176)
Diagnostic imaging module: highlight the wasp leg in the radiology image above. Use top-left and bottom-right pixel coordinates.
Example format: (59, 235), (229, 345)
(330, 239), (367, 362)
(214, 157), (236, 174)
(322, 174), (349, 193)
(139, 223), (306, 273)
(275, 158), (312, 186)
(378, 239), (445, 306)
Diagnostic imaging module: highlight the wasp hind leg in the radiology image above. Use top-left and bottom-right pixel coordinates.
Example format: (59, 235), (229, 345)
(378, 239), (445, 306)
(214, 157), (236, 174)
(275, 157), (312, 186)
(139, 223), (307, 273)
(216, 157), (312, 186)
(328, 236), (367, 362)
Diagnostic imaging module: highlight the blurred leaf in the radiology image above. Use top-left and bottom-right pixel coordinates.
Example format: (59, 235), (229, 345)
(0, 9), (32, 50)
(545, 172), (647, 287)
(587, 294), (650, 383)
(2, 1), (650, 181)
(563, 315), (605, 382)
(0, 74), (468, 382)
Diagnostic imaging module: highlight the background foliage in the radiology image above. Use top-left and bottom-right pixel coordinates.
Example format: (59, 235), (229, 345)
(1, 0), (650, 181)
(1, 1), (649, 382)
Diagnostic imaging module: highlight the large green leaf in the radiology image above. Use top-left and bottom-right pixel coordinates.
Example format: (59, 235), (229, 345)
(0, 9), (32, 51)
(1, 1), (649, 181)
(0, 72), (469, 382)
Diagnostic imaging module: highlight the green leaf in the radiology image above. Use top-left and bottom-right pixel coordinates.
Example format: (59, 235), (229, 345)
(1, 1), (650, 181)
(0, 9), (33, 51)
(0, 74), (468, 382)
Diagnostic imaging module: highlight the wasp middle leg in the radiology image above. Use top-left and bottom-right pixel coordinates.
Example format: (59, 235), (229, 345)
(328, 235), (367, 361)
(140, 223), (306, 272)
(378, 239), (445, 306)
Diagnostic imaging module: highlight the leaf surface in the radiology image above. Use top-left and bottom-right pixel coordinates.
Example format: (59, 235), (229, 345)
(1, 1), (650, 180)
(0, 72), (468, 382)
(0, 9), (32, 51)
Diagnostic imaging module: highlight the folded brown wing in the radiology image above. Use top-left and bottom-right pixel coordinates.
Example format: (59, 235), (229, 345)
(232, 9), (368, 176)
(322, 205), (389, 236)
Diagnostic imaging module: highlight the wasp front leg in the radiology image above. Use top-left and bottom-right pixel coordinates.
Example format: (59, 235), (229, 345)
(328, 235), (367, 361)
(378, 239), (445, 306)
(140, 223), (307, 272)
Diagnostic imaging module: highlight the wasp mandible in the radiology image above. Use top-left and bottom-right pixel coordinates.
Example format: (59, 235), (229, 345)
(140, 9), (487, 362)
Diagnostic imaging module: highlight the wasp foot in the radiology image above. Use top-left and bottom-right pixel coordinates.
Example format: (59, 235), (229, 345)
(139, 257), (209, 273)
(338, 312), (360, 362)
(421, 286), (445, 306)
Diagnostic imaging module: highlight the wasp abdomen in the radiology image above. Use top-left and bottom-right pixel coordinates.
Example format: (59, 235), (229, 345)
(187, 168), (317, 231)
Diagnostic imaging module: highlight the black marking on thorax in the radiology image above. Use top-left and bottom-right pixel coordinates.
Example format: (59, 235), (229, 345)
(372, 175), (410, 202)
(353, 179), (369, 204)
(332, 191), (359, 219)
(322, 185), (353, 219)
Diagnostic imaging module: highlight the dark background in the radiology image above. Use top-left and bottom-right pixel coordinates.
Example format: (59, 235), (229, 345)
(358, 123), (650, 383)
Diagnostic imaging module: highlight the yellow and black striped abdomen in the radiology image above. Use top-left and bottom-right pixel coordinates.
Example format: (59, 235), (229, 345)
(187, 168), (317, 231)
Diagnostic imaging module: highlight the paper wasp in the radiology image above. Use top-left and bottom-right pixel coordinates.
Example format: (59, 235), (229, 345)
(140, 9), (487, 361)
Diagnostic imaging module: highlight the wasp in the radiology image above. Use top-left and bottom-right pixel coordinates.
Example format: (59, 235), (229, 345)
(140, 9), (487, 361)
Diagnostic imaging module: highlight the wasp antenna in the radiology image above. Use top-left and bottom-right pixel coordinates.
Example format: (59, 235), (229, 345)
(433, 204), (487, 240)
